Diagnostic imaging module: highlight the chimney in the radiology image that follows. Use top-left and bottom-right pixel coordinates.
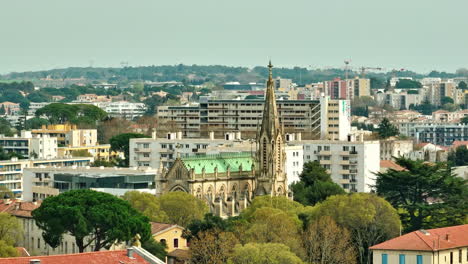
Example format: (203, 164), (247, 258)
(29, 260), (41, 264)
(445, 234), (450, 241)
(127, 248), (134, 258)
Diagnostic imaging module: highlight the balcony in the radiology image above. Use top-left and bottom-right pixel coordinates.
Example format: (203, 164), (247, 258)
(318, 151), (331, 156)
(339, 160), (350, 165)
(339, 170), (350, 174)
(134, 148), (151, 153)
(319, 160), (331, 165)
(138, 157), (151, 162)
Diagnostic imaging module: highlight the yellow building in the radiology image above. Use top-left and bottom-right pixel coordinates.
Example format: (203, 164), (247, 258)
(370, 224), (468, 264)
(151, 222), (189, 253)
(32, 124), (77, 146)
(58, 145), (112, 161)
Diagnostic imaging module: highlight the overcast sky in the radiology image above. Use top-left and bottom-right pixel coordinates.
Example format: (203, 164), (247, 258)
(1, 0), (467, 74)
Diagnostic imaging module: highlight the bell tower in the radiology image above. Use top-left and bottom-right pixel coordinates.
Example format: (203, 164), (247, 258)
(255, 61), (287, 196)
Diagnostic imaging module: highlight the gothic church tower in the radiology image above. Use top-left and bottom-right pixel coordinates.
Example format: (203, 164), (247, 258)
(255, 61), (288, 196)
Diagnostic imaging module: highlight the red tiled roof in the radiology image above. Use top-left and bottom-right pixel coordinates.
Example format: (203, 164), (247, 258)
(151, 222), (177, 235)
(0, 250), (149, 264)
(370, 224), (468, 251)
(452, 141), (468, 149)
(0, 200), (41, 218)
(380, 160), (405, 171)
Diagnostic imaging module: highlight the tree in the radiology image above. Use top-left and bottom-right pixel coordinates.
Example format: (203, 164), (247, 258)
(0, 106), (5, 115)
(157, 191), (209, 227)
(0, 240), (19, 257)
(71, 149), (92, 157)
(185, 213), (231, 241)
(441, 96), (454, 105)
(448, 145), (468, 166)
(97, 117), (134, 144)
(0, 213), (23, 246)
(32, 189), (151, 253)
(442, 103), (459, 112)
(0, 118), (14, 137)
(411, 99), (437, 115)
(292, 161), (345, 206)
(375, 157), (468, 232)
(461, 116), (468, 124)
(306, 193), (400, 264)
(240, 196), (305, 220)
(24, 117), (49, 130)
(458, 81), (467, 90)
(377, 118), (399, 139)
(36, 103), (107, 127)
(395, 79), (422, 88)
(242, 207), (305, 259)
(122, 191), (169, 223)
(141, 238), (167, 260)
(109, 133), (149, 166)
(303, 216), (356, 264)
(228, 243), (304, 264)
(189, 229), (238, 264)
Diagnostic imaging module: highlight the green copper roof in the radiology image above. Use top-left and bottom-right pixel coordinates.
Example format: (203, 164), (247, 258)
(181, 152), (254, 174)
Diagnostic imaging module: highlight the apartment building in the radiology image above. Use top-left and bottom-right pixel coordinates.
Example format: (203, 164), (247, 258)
(432, 109), (468, 122)
(0, 132), (57, 159)
(0, 157), (92, 199)
(324, 77), (370, 100)
(291, 137), (380, 193)
(320, 96), (351, 141)
(0, 101), (20, 115)
(274, 78), (293, 91)
(98, 101), (146, 120)
(157, 95), (350, 140)
(398, 122), (468, 146)
(22, 166), (156, 201)
(374, 90), (424, 110)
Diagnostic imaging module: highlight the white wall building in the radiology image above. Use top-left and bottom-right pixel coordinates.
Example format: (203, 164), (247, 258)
(0, 132), (58, 159)
(284, 145), (303, 184)
(291, 138), (380, 193)
(320, 96), (351, 141)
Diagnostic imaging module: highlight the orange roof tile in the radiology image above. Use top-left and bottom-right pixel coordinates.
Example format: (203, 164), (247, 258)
(0, 250), (149, 264)
(370, 224), (468, 251)
(380, 160), (406, 171)
(151, 222), (177, 235)
(0, 200), (41, 218)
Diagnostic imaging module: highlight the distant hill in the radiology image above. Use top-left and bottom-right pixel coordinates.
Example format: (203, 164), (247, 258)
(1, 64), (463, 86)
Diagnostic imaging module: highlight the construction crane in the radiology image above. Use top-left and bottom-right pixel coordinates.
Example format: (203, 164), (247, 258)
(360, 66), (383, 78)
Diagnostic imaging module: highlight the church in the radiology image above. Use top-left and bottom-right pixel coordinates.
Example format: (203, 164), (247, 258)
(155, 62), (289, 217)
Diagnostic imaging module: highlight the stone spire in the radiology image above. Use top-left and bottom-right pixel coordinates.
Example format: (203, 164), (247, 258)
(260, 61), (281, 137)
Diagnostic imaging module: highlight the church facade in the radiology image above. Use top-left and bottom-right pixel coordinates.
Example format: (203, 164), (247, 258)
(155, 62), (289, 217)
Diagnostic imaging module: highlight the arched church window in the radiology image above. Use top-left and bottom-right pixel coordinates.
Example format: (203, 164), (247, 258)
(176, 168), (182, 179)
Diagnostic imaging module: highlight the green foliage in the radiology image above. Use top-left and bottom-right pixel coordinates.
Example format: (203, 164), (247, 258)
(0, 186), (14, 200)
(36, 103), (107, 127)
(241, 195), (305, 220)
(185, 213), (231, 241)
(109, 133), (149, 166)
(306, 193), (400, 264)
(458, 81), (467, 90)
(27, 91), (50, 102)
(441, 96), (454, 105)
(410, 100), (437, 115)
(377, 118), (399, 139)
(442, 103), (459, 112)
(122, 191), (169, 223)
(0, 118), (14, 137)
(351, 121), (374, 131)
(24, 117), (49, 130)
(291, 161), (345, 206)
(90, 159), (117, 167)
(395, 79), (422, 88)
(158, 191), (209, 227)
(189, 229), (238, 264)
(375, 158), (468, 232)
(0, 106), (5, 115)
(448, 146), (468, 166)
(461, 116), (468, 124)
(0, 240), (19, 257)
(0, 146), (26, 161)
(228, 243), (304, 264)
(141, 238), (167, 260)
(351, 97), (376, 117)
(32, 189), (151, 253)
(0, 213), (23, 245)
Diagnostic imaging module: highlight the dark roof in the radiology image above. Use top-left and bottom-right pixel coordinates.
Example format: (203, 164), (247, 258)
(167, 249), (191, 260)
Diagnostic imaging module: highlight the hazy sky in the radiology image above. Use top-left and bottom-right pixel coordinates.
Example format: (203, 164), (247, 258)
(1, 0), (467, 74)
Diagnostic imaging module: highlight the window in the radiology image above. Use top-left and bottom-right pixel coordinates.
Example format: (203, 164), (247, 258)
(399, 254), (405, 264)
(459, 250), (462, 263)
(37, 238), (40, 249)
(416, 255), (423, 264)
(382, 254), (388, 264)
(174, 238), (179, 248)
(160, 239), (166, 245)
(450, 252), (453, 264)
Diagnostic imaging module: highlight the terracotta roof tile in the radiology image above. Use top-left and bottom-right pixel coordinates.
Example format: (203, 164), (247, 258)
(380, 160), (406, 171)
(0, 250), (150, 264)
(370, 224), (468, 251)
(0, 200), (41, 218)
(150, 222), (176, 234)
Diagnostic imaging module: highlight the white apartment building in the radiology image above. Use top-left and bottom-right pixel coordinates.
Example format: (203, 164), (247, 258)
(284, 145), (303, 184)
(0, 131), (57, 159)
(0, 157), (92, 199)
(320, 96), (351, 141)
(96, 101), (146, 120)
(374, 91), (424, 110)
(291, 137), (380, 193)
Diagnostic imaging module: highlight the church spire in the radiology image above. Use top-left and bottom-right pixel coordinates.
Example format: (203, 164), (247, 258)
(261, 61), (280, 136)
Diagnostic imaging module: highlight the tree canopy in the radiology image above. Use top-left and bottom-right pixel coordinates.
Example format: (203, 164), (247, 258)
(0, 213), (23, 246)
(109, 133), (149, 166)
(32, 189), (151, 253)
(36, 103), (107, 127)
(377, 118), (399, 139)
(395, 79), (422, 88)
(375, 157), (468, 232)
(448, 145), (468, 166)
(157, 191), (209, 227)
(291, 161), (345, 206)
(228, 243), (304, 264)
(122, 191), (169, 223)
(306, 193), (400, 264)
